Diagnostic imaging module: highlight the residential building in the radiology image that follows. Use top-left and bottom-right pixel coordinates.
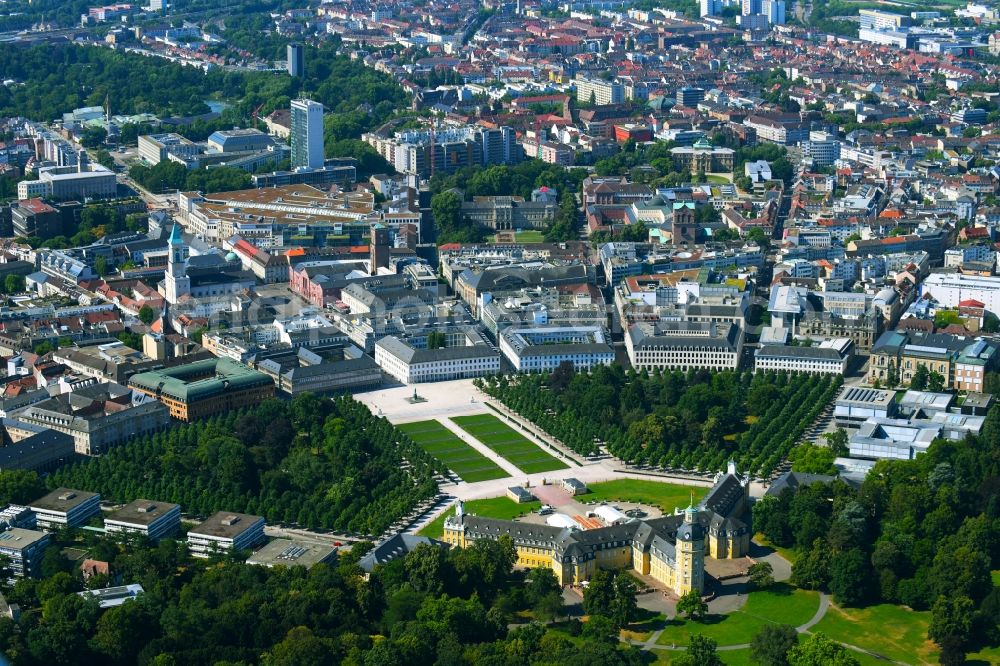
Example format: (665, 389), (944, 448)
(291, 99), (325, 170)
(187, 512), (266, 558)
(30, 488), (101, 530)
(364, 125), (521, 178)
(701, 0), (722, 15)
(0, 528), (50, 577)
(104, 499), (181, 541)
(128, 357), (276, 422)
(574, 76), (624, 106)
(763, 0), (786, 24)
(287, 43), (304, 77)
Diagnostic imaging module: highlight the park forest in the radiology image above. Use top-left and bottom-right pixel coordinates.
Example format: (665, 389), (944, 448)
(477, 365), (842, 476)
(49, 394), (441, 536)
(755, 403), (1000, 665)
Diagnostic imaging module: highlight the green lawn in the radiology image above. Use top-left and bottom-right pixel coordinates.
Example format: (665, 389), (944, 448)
(706, 174), (731, 184)
(452, 414), (568, 474)
(753, 534), (798, 565)
(398, 420), (508, 483)
(992, 570), (1000, 586)
(494, 230), (546, 243)
(418, 496), (541, 538)
(809, 602), (939, 665)
(580, 479), (707, 514)
(656, 584), (820, 648)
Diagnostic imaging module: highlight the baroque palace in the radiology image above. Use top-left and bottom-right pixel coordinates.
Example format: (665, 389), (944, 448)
(443, 463), (751, 595)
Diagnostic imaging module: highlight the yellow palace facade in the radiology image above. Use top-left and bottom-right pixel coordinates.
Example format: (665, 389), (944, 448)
(442, 463), (751, 595)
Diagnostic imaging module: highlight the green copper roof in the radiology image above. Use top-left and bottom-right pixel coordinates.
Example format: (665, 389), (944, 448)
(129, 358), (272, 402)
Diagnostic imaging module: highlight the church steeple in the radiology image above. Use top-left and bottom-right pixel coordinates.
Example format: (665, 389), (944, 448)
(163, 224), (190, 305)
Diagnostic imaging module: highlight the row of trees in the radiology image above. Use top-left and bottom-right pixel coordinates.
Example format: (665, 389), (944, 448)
(127, 161), (252, 195)
(754, 404), (1000, 664)
(477, 366), (840, 476)
(50, 394), (442, 536)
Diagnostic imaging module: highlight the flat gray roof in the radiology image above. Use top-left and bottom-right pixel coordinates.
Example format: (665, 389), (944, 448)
(246, 538), (338, 569)
(0, 528), (48, 551)
(189, 511), (264, 539)
(106, 499), (180, 527)
(30, 488), (100, 514)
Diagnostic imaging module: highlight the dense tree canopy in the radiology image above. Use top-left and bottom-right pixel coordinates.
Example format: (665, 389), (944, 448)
(0, 528), (651, 666)
(755, 405), (1000, 658)
(50, 395), (442, 536)
(478, 367), (841, 475)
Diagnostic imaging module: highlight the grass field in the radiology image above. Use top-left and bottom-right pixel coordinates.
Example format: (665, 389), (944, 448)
(581, 479), (707, 513)
(656, 584), (820, 648)
(493, 230), (546, 243)
(418, 496), (541, 538)
(398, 420), (508, 483)
(452, 414), (568, 474)
(810, 602), (939, 664)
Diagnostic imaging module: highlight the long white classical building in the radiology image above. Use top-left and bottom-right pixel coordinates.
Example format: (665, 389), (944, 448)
(753, 338), (854, 375)
(625, 321), (744, 371)
(374, 334), (500, 384)
(499, 325), (614, 373)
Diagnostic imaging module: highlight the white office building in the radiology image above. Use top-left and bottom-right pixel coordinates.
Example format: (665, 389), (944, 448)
(921, 273), (1000, 313)
(0, 528), (50, 577)
(625, 321), (744, 371)
(500, 326), (615, 373)
(30, 488), (102, 530)
(291, 99), (325, 169)
(374, 335), (500, 384)
(753, 338), (853, 375)
(574, 76), (624, 106)
(187, 511), (266, 558)
(762, 0), (785, 24)
(104, 500), (181, 541)
(700, 0), (723, 16)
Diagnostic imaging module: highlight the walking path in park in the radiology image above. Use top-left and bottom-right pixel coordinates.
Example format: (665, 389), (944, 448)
(437, 417), (526, 479)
